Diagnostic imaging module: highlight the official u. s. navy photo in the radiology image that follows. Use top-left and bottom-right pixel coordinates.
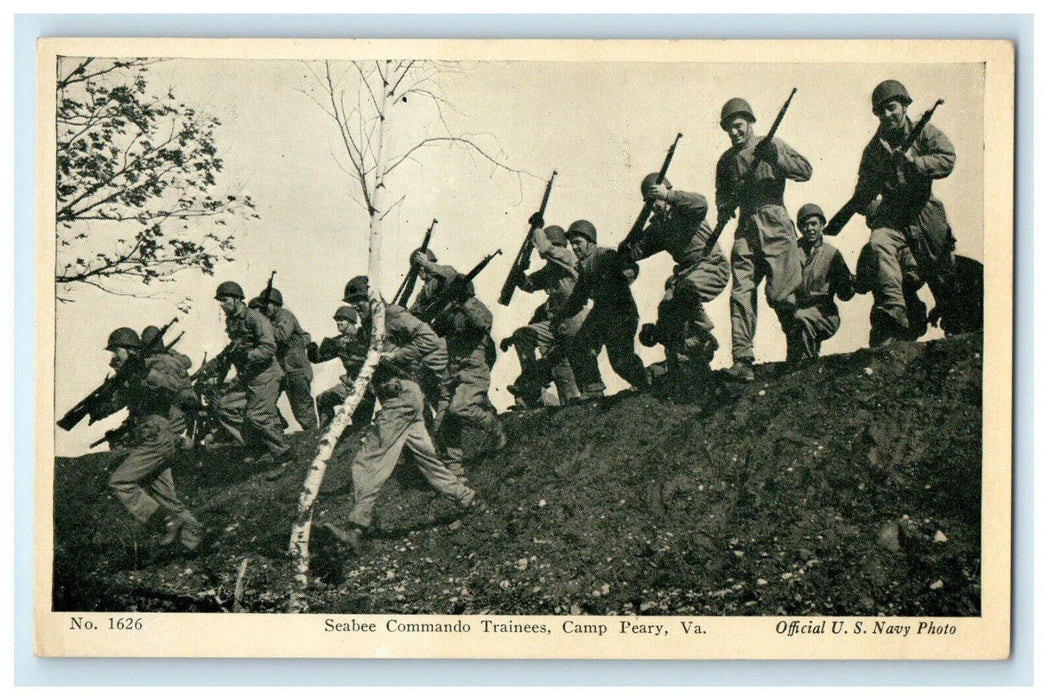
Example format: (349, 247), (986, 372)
(35, 38), (1013, 660)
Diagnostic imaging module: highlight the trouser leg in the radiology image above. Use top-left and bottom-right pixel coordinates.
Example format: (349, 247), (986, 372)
(246, 367), (289, 458)
(544, 336), (580, 404)
(604, 314), (649, 390)
(216, 388), (248, 446)
(866, 226), (909, 318)
(347, 400), (415, 529)
(729, 235), (762, 364)
(568, 310), (606, 397)
(282, 372), (318, 431)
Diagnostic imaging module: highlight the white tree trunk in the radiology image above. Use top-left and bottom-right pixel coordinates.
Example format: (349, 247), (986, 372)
(287, 292), (387, 613)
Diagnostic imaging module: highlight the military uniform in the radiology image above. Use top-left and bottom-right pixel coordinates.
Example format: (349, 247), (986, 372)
(788, 237), (855, 361)
(432, 295), (503, 480)
(214, 305), (290, 461)
(267, 306), (317, 431)
(310, 326), (375, 431)
(851, 118), (957, 344)
(559, 245), (649, 397)
(716, 134), (812, 365)
(106, 354), (203, 550)
(625, 189), (731, 373)
(346, 303), (473, 529)
(509, 229), (585, 406)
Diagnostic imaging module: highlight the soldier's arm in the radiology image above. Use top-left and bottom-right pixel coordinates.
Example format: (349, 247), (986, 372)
(386, 310), (440, 367)
(909, 124), (956, 180)
(313, 336), (343, 363)
(270, 311), (295, 345)
(830, 249), (856, 302)
(773, 138), (813, 182)
(714, 153), (737, 217)
(246, 313), (277, 364)
(850, 143), (885, 214)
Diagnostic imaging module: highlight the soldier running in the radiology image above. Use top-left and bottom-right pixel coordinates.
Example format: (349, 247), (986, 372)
(307, 305), (376, 432)
(502, 217), (585, 408)
(323, 277), (479, 549)
(253, 287), (318, 431)
(786, 204), (856, 363)
(553, 219), (650, 399)
(206, 281), (293, 478)
(716, 97), (813, 382)
(844, 80), (958, 347)
(99, 327), (204, 552)
(624, 173), (731, 382)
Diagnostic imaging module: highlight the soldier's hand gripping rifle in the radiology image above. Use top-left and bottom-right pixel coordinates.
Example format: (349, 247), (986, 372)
(420, 249), (503, 324)
(394, 218), (438, 307)
(498, 170), (558, 306)
(617, 134), (683, 256)
(57, 316), (179, 431)
(703, 88), (798, 255)
(824, 98), (945, 237)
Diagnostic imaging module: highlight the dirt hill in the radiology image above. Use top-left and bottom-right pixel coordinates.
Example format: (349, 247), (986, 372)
(52, 332), (983, 616)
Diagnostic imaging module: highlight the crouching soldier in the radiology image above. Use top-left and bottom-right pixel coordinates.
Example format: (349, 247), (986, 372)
(307, 304), (376, 433)
(254, 287), (318, 431)
(430, 272), (506, 481)
(624, 173), (731, 381)
(554, 219), (650, 399)
(207, 281), (293, 478)
(323, 277), (479, 549)
(503, 219), (585, 408)
(786, 204), (856, 363)
(101, 327), (204, 551)
(843, 80), (958, 347)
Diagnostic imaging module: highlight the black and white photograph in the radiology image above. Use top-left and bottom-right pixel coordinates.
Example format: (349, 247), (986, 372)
(34, 37), (1013, 659)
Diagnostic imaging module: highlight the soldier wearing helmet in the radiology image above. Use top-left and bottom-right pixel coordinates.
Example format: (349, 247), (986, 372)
(307, 304), (376, 432)
(784, 204), (856, 363)
(552, 218), (651, 399)
(207, 280), (292, 476)
(622, 173), (731, 382)
(847, 79), (958, 347)
(98, 325), (204, 552)
(321, 276), (479, 549)
(254, 285), (317, 432)
(716, 96), (813, 382)
(407, 248), (458, 319)
(503, 215), (586, 409)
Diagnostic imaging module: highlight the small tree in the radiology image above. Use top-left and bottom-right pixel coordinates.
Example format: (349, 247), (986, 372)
(55, 57), (256, 303)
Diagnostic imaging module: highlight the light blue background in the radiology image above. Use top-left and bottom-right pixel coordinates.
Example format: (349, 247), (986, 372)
(14, 13), (1034, 686)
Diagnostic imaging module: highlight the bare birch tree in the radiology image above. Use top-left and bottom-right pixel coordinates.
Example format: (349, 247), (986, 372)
(287, 60), (526, 610)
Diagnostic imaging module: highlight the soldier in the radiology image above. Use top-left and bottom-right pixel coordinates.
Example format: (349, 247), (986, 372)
(786, 204), (856, 363)
(716, 97), (813, 382)
(253, 287), (318, 431)
(307, 305), (376, 432)
(427, 269), (507, 482)
(623, 173), (731, 381)
(502, 219), (585, 408)
(408, 249), (459, 319)
(845, 80), (958, 347)
(100, 328), (204, 551)
(553, 219), (650, 398)
(141, 325), (198, 446)
(323, 277), (479, 548)
(207, 281), (293, 478)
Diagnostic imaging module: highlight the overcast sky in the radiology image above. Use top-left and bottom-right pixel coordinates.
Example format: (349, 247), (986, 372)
(51, 46), (987, 456)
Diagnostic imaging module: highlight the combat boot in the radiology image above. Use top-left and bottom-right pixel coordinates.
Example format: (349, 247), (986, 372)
(323, 522), (366, 549)
(725, 360), (755, 383)
(262, 447), (296, 481)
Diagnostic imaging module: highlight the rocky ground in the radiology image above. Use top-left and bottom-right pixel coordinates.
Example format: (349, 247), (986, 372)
(52, 332), (983, 616)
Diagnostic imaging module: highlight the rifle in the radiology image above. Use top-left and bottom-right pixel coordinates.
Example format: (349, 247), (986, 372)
(420, 249), (503, 324)
(498, 170), (558, 306)
(394, 218), (438, 306)
(57, 316), (179, 431)
(824, 98), (945, 237)
(90, 424), (131, 450)
(703, 88), (798, 255)
(618, 134), (683, 255)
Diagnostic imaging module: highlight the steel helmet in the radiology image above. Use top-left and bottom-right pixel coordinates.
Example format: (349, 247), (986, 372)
(640, 172), (672, 198)
(566, 219), (597, 244)
(871, 80), (912, 114)
(258, 287), (283, 307)
(343, 275), (370, 302)
(106, 327), (141, 352)
(543, 225), (568, 247)
(247, 297), (264, 310)
(333, 305), (359, 323)
(720, 98), (756, 130)
(796, 203), (827, 227)
(140, 325), (161, 348)
(214, 281), (244, 300)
